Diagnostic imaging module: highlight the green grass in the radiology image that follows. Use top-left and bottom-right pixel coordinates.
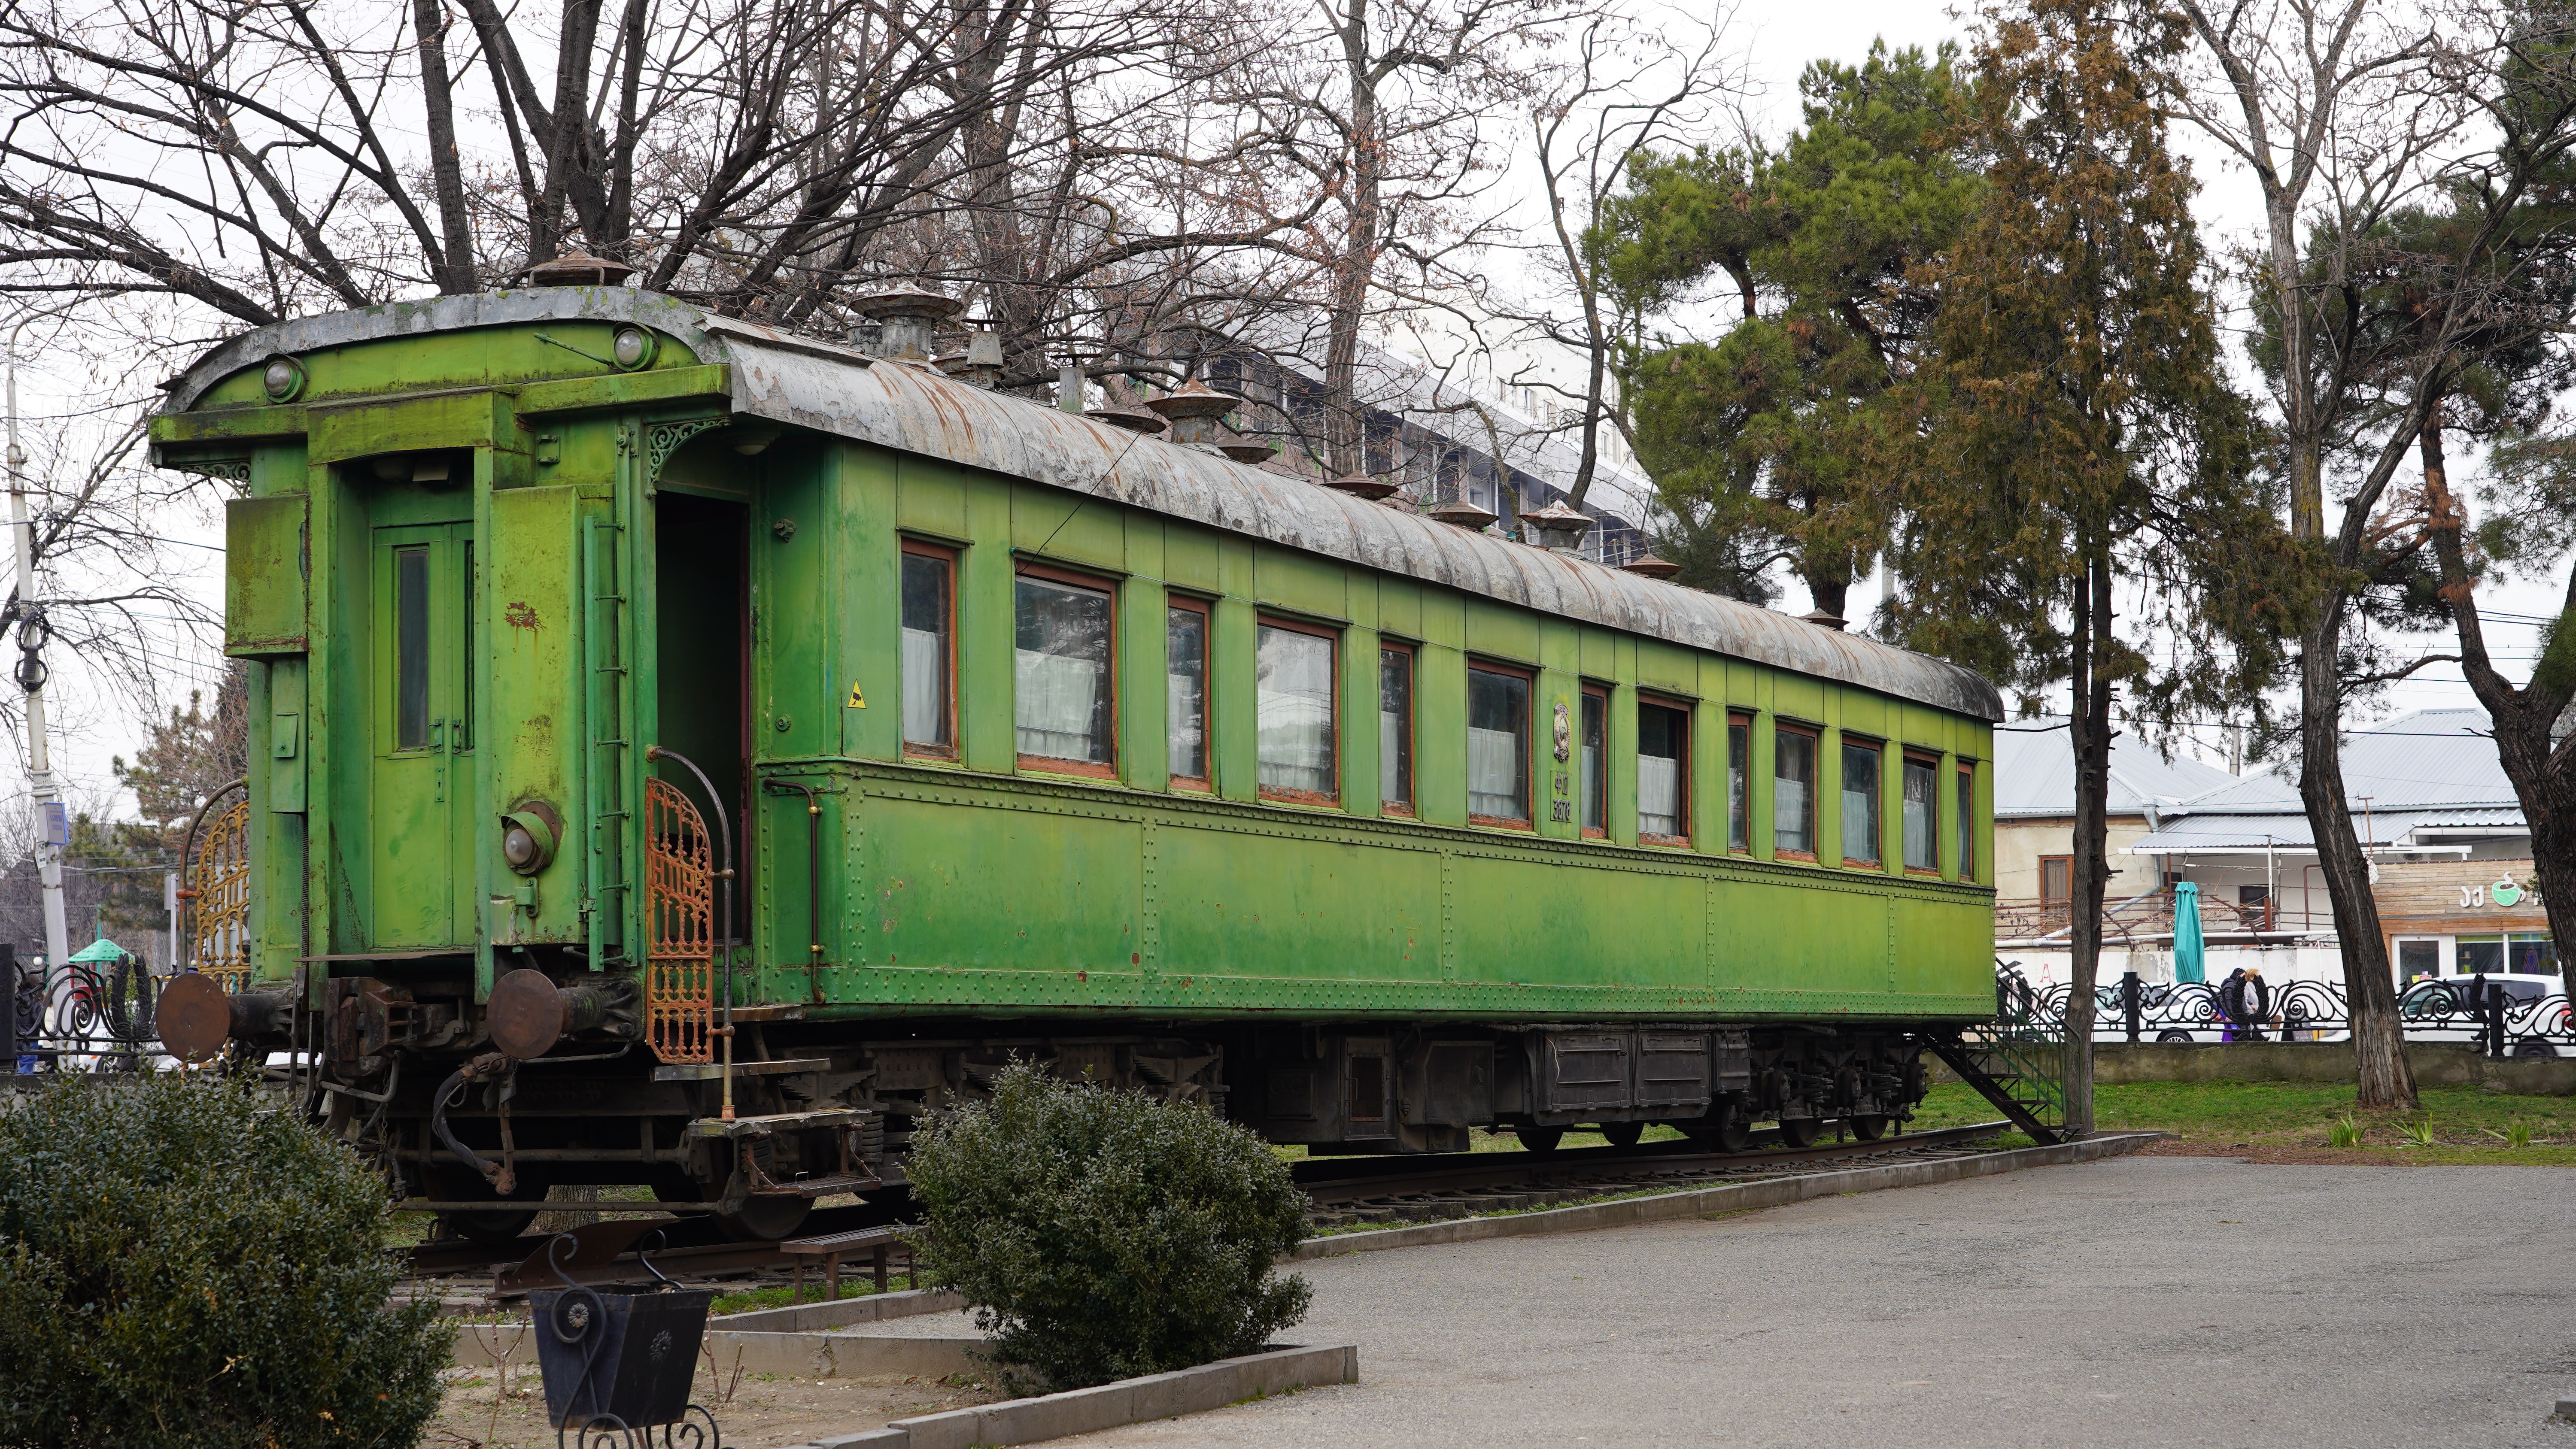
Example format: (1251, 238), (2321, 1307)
(1914, 1080), (2576, 1166)
(709, 1273), (921, 1317)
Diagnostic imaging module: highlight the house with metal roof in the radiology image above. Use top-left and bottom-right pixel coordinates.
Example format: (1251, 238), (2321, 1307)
(1991, 717), (2239, 922)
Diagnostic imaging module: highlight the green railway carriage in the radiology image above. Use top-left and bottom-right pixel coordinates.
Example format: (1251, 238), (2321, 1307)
(148, 285), (2003, 1241)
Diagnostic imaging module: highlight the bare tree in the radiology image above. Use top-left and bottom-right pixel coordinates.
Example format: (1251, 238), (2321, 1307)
(2171, 0), (2472, 1111)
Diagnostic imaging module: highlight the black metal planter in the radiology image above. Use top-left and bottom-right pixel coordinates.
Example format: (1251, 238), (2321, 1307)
(529, 1234), (722, 1448)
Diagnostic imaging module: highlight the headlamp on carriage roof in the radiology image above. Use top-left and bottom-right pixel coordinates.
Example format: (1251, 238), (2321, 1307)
(499, 800), (563, 876)
(611, 326), (658, 371)
(260, 353), (307, 403)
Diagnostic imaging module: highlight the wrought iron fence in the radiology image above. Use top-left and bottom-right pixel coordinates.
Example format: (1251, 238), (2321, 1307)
(10, 950), (165, 1073)
(1995, 961), (2573, 1056)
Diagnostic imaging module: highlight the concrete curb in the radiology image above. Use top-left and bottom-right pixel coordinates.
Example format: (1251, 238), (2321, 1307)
(776, 1343), (1361, 1449)
(1290, 1131), (2166, 1259)
(711, 1286), (966, 1332)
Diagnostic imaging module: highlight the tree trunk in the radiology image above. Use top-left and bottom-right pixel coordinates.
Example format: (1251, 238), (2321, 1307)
(2062, 552), (2112, 1137)
(411, 0), (478, 292)
(1324, 12), (1380, 480)
(2418, 415), (2576, 964)
(2298, 606), (2417, 1109)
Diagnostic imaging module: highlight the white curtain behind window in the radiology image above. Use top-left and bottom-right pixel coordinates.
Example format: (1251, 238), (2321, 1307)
(903, 627), (944, 746)
(1639, 755), (1680, 837)
(1470, 727), (1521, 818)
(1258, 627), (1336, 795)
(1016, 649), (1103, 761)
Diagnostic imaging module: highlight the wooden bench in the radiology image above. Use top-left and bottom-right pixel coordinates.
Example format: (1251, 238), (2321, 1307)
(779, 1224), (911, 1305)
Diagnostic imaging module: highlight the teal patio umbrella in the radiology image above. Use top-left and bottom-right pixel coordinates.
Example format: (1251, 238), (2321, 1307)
(2172, 881), (2206, 984)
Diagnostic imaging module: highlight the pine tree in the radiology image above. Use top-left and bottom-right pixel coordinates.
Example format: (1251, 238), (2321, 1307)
(1883, 0), (2302, 1131)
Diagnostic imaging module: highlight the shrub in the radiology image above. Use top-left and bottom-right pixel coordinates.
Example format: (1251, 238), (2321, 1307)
(903, 1062), (1312, 1393)
(2327, 1115), (2360, 1149)
(0, 1073), (452, 1448)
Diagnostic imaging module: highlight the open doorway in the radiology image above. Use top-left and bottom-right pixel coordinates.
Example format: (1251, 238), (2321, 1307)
(654, 492), (751, 941)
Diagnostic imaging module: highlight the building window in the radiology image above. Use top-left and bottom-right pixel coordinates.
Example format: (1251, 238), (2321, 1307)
(1841, 739), (1882, 867)
(1727, 715), (1750, 852)
(1775, 725), (1816, 857)
(2459, 934), (2558, 977)
(2040, 855), (2072, 903)
(1957, 763), (1976, 881)
(1167, 597), (1210, 788)
(900, 544), (955, 756)
(1257, 619), (1337, 803)
(1580, 686), (1607, 837)
(1637, 699), (1689, 844)
(1902, 754), (1938, 872)
(2397, 939), (2440, 982)
(1379, 645), (1414, 814)
(1468, 663), (1531, 825)
(1014, 568), (1115, 774)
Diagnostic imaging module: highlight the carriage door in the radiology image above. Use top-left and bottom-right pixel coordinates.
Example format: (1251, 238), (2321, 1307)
(372, 521), (477, 948)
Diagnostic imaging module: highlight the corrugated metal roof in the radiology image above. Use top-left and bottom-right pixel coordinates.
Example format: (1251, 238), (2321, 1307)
(160, 288), (2007, 722)
(2173, 709), (2516, 813)
(1992, 717), (2239, 818)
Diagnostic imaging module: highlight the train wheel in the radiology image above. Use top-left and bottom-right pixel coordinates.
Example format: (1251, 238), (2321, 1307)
(1776, 1117), (1823, 1149)
(1847, 1115), (1891, 1142)
(1597, 1122), (1644, 1149)
(1688, 1117), (1753, 1152)
(1517, 1126), (1564, 1155)
(716, 1197), (814, 1243)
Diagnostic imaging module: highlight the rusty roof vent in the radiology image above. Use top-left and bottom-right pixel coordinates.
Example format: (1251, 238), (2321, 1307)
(1620, 554), (1682, 580)
(851, 286), (964, 363)
(1088, 406), (1168, 436)
(1218, 436), (1278, 464)
(1327, 473), (1402, 500)
(1518, 502), (1591, 554)
(1424, 497), (1498, 530)
(936, 330), (1005, 388)
(1143, 379), (1241, 446)
(527, 250), (633, 287)
(1799, 608), (1847, 631)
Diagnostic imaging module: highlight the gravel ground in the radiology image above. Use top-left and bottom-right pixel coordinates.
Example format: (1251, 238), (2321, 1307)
(1049, 1156), (2576, 1449)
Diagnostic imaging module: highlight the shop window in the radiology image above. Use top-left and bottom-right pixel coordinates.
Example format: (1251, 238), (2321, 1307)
(2510, 935), (2560, 976)
(1167, 597), (1209, 788)
(2456, 936), (2505, 976)
(1014, 568), (1115, 774)
(1257, 619), (1338, 803)
(1841, 739), (1882, 867)
(1468, 664), (1531, 825)
(1902, 754), (1938, 872)
(1775, 725), (1816, 857)
(1638, 699), (1689, 844)
(900, 544), (956, 756)
(2397, 939), (2440, 982)
(1379, 645), (1414, 814)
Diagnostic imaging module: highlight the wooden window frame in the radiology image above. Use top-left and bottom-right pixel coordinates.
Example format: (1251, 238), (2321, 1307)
(1580, 683), (1610, 839)
(1635, 692), (1692, 848)
(1012, 561), (1120, 780)
(1901, 750), (1942, 876)
(1774, 721), (1819, 861)
(1255, 614), (1341, 807)
(1840, 735), (1884, 870)
(1958, 761), (1977, 882)
(2039, 854), (2074, 903)
(899, 539), (960, 761)
(1467, 659), (1535, 831)
(1726, 712), (1752, 854)
(1379, 641), (1416, 817)
(1166, 593), (1214, 793)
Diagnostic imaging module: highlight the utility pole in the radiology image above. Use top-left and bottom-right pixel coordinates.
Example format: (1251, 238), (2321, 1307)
(6, 308), (71, 977)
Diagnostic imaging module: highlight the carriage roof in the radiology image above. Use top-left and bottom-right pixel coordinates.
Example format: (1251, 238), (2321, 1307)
(164, 288), (2004, 723)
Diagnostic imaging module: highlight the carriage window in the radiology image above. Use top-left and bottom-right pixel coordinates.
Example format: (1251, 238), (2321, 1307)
(1580, 687), (1607, 836)
(1774, 725), (1816, 855)
(1958, 763), (1976, 880)
(901, 546), (955, 755)
(395, 545), (430, 749)
(1015, 571), (1115, 773)
(1842, 740), (1882, 867)
(1257, 620), (1337, 803)
(1903, 754), (1938, 871)
(1638, 700), (1688, 844)
(459, 542), (474, 750)
(1168, 599), (1209, 788)
(1379, 645), (1414, 813)
(1727, 715), (1750, 851)
(1468, 664), (1530, 825)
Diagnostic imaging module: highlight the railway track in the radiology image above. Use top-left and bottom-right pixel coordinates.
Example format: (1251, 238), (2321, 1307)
(407, 1120), (2018, 1297)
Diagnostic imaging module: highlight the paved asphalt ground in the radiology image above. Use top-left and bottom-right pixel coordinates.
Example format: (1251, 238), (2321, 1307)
(1050, 1156), (2576, 1448)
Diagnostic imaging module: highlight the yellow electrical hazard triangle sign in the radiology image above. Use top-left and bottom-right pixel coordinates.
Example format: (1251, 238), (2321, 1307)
(847, 681), (866, 708)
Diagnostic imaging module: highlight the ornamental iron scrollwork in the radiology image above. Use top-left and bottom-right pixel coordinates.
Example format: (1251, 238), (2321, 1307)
(643, 777), (714, 1065)
(183, 782), (254, 993)
(1996, 960), (2576, 1052)
(642, 417), (729, 488)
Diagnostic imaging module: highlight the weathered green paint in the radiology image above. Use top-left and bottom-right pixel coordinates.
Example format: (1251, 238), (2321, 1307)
(155, 302), (1997, 1028)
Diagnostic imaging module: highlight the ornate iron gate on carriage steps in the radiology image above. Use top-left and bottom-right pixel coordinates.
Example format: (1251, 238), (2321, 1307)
(1922, 965), (2069, 1146)
(643, 776), (715, 1066)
